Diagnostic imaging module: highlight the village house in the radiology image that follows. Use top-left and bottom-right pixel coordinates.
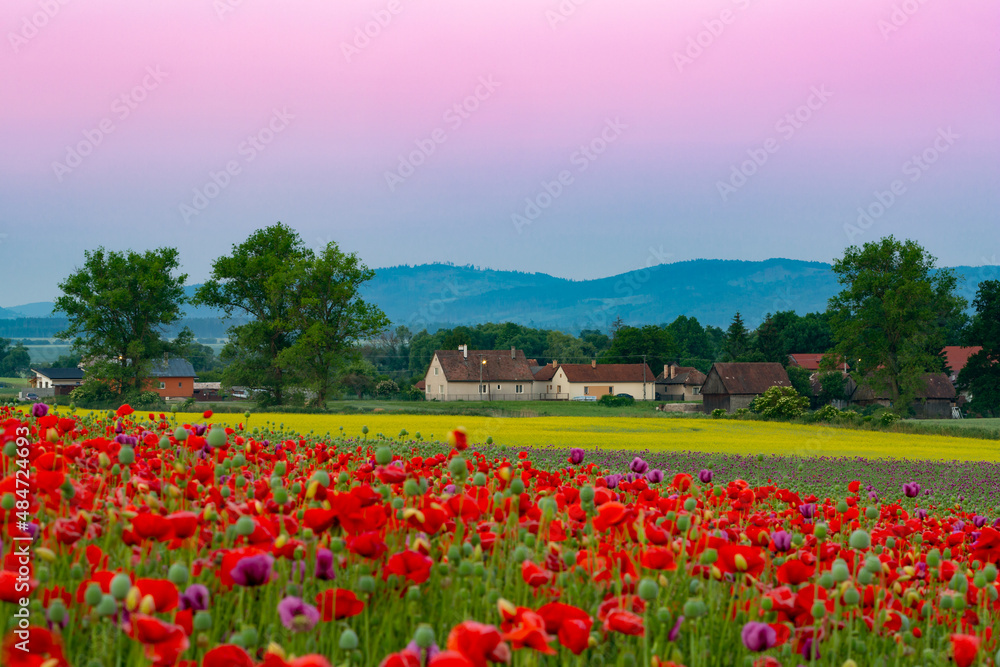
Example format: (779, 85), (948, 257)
(424, 346), (535, 401)
(700, 362), (792, 413)
(845, 373), (956, 418)
(655, 363), (706, 402)
(941, 346), (983, 384)
(147, 357), (197, 399)
(788, 353), (849, 372)
(530, 361), (560, 399)
(29, 367), (85, 396)
(548, 361), (656, 401)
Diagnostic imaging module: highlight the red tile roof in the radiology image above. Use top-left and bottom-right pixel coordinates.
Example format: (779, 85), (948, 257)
(787, 353), (825, 371)
(559, 363), (654, 383)
(532, 365), (557, 381)
(433, 350), (535, 382)
(942, 346), (982, 376)
(655, 366), (707, 386)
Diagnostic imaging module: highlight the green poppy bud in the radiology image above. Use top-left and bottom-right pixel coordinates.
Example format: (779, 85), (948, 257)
(96, 594), (118, 617)
(193, 611), (212, 631)
(167, 563), (189, 586)
(109, 573), (131, 600)
(637, 578), (659, 602)
(849, 529), (871, 550)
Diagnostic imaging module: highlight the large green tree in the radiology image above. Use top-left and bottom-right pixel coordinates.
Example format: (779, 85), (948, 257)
(277, 242), (390, 406)
(722, 312), (760, 361)
(828, 236), (966, 410)
(54, 247), (187, 395)
(599, 325), (675, 375)
(194, 224), (307, 405)
(958, 280), (1000, 416)
(0, 339), (31, 377)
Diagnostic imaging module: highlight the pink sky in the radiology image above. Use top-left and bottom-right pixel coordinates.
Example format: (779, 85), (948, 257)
(1, 0), (998, 303)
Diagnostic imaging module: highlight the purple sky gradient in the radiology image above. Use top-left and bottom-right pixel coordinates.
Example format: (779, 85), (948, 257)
(1, 0), (998, 305)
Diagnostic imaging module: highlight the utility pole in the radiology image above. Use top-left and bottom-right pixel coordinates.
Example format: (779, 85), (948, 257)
(642, 354), (647, 401)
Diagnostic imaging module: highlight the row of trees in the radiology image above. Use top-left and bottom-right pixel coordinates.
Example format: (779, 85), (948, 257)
(54, 224), (388, 406)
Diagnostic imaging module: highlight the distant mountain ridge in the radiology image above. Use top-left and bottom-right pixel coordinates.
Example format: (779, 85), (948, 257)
(3, 260), (993, 333)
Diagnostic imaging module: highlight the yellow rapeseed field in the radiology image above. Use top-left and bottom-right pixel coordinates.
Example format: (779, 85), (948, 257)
(142, 412), (1000, 462)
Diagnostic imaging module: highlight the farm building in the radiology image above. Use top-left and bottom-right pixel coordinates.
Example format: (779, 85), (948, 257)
(788, 353), (849, 372)
(147, 357), (197, 399)
(845, 372), (956, 418)
(424, 346), (535, 401)
(531, 362), (559, 399)
(29, 367), (85, 396)
(941, 346), (983, 383)
(655, 364), (706, 402)
(549, 361), (656, 401)
(700, 363), (792, 413)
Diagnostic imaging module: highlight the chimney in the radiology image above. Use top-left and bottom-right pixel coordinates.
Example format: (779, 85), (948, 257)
(511, 346), (516, 359)
(664, 364), (669, 379)
(460, 344), (467, 359)
(591, 359), (596, 368)
(552, 359), (557, 368)
(670, 364), (676, 379)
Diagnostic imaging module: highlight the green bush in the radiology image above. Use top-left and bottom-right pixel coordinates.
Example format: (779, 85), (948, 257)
(711, 408), (727, 419)
(734, 408), (751, 419)
(598, 394), (635, 407)
(750, 386), (809, 419)
(877, 410), (901, 427)
(811, 404), (842, 423)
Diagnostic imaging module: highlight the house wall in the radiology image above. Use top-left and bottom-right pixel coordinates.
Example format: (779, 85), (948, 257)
(425, 378), (533, 401)
(146, 376), (194, 398)
(556, 374), (654, 400)
(656, 384), (702, 401)
(913, 399), (953, 419)
(702, 394), (755, 413)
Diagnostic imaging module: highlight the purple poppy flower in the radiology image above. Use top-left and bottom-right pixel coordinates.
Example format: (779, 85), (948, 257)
(194, 423), (207, 436)
(277, 596), (320, 632)
(315, 548), (336, 580)
(443, 484), (456, 495)
(741, 622), (777, 652)
(604, 475), (619, 489)
(868, 491), (879, 501)
(698, 469), (713, 484)
(31, 403), (48, 418)
(114, 420), (124, 434)
(231, 554), (274, 587)
(406, 640), (440, 666)
(903, 482), (920, 498)
(568, 448), (585, 465)
(645, 469), (664, 484)
(630, 457), (649, 474)
(668, 616), (684, 642)
(799, 504), (815, 520)
(801, 637), (821, 660)
(179, 584), (210, 611)
(772, 530), (792, 553)
(973, 515), (988, 528)
(915, 509), (928, 520)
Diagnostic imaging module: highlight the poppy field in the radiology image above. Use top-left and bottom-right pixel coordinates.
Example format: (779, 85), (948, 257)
(2, 403), (1000, 667)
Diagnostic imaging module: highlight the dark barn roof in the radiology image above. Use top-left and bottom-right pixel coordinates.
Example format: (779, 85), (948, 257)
(702, 363), (791, 396)
(655, 366), (707, 386)
(149, 358), (196, 378)
(32, 367), (85, 380)
(434, 350), (535, 382)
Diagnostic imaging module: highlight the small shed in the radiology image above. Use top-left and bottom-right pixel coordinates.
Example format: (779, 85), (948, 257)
(700, 363), (792, 413)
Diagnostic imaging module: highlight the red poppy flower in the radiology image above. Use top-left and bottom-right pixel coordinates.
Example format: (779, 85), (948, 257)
(347, 532), (388, 560)
(640, 546), (677, 571)
(776, 559), (814, 585)
(951, 634), (980, 667)
(428, 651), (475, 667)
(445, 621), (509, 667)
(130, 614), (189, 666)
(593, 501), (629, 532)
(848, 480), (861, 493)
(604, 610), (645, 636)
(385, 550), (433, 584)
(970, 526), (1000, 564)
(537, 603), (592, 654)
(377, 650), (422, 667)
(717, 544), (766, 577)
(502, 609), (556, 655)
(2, 626), (68, 667)
(315, 588), (365, 621)
(116, 404), (134, 417)
(135, 578), (179, 612)
(520, 560), (552, 587)
(131, 513), (174, 542)
(203, 644), (255, 667)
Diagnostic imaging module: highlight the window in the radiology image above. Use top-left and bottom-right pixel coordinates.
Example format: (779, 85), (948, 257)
(178, 382), (182, 388)
(584, 386), (589, 395)
(692, 386), (701, 395)
(496, 384), (502, 390)
(438, 385), (443, 394)
(515, 384), (523, 394)
(434, 367), (439, 376)
(479, 384), (487, 393)
(158, 382), (165, 389)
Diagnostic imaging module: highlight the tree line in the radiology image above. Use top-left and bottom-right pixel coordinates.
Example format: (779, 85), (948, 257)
(48, 229), (1000, 415)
